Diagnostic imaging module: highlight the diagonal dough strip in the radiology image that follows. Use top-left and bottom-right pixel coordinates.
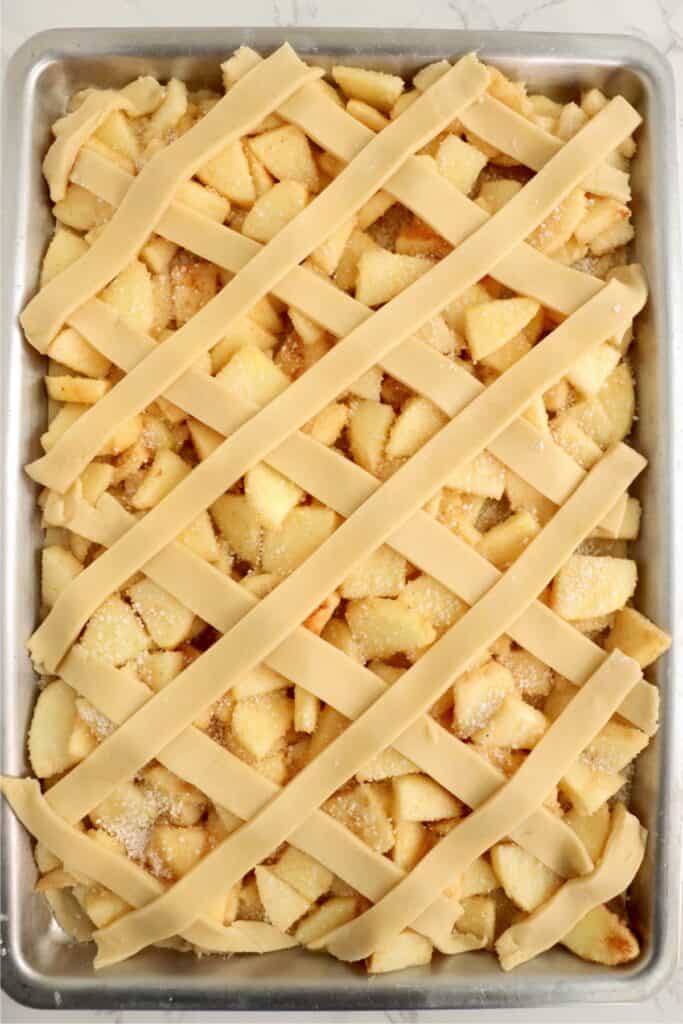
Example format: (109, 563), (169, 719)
(495, 803), (646, 970)
(64, 157), (628, 536)
(25, 55), (490, 491)
(317, 650), (643, 962)
(27, 110), (644, 674)
(0, 778), (298, 955)
(70, 443), (641, 966)
(54, 649), (460, 947)
(21, 44), (323, 352)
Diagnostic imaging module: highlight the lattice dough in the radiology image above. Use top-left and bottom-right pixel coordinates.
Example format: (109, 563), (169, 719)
(2, 45), (671, 975)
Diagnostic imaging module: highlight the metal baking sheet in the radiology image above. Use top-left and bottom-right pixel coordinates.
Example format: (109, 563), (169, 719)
(1, 26), (679, 1012)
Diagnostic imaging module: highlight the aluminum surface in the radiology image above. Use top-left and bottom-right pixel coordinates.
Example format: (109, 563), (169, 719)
(1, 27), (680, 1012)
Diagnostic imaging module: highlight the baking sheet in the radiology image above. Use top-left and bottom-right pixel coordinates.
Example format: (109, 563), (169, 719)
(1, 26), (679, 1011)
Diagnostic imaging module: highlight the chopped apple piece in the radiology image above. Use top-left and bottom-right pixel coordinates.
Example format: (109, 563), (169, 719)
(368, 929), (433, 973)
(490, 843), (561, 912)
(465, 297), (540, 362)
(324, 783), (394, 853)
(386, 396), (448, 459)
(455, 895), (497, 949)
(42, 545), (82, 608)
(472, 695), (547, 749)
(399, 574), (468, 632)
(562, 904), (639, 965)
(249, 125), (319, 190)
(476, 178), (523, 214)
(127, 578), (196, 649)
(393, 773), (462, 822)
(217, 346), (289, 407)
(348, 398), (395, 474)
(332, 65), (404, 112)
(347, 97), (389, 131)
(569, 362), (635, 448)
(310, 219), (356, 276)
(135, 650), (185, 691)
(141, 764), (207, 827)
(551, 555), (637, 620)
(294, 686), (320, 734)
(346, 597), (436, 660)
(355, 250), (433, 307)
(322, 618), (363, 662)
(565, 804), (611, 864)
(231, 692), (294, 759)
(130, 449), (191, 510)
(605, 607), (671, 668)
(453, 660), (515, 739)
(551, 415), (602, 470)
(90, 781), (157, 858)
(295, 896), (357, 946)
(306, 706), (348, 763)
(211, 493), (262, 564)
(334, 228), (380, 292)
(527, 189), (587, 254)
(144, 78), (187, 142)
(477, 510), (540, 569)
(341, 545), (407, 599)
(347, 365), (383, 401)
(28, 680), (79, 778)
(96, 108), (139, 160)
(567, 344), (621, 399)
(261, 506), (338, 574)
(559, 759), (625, 815)
(244, 462), (303, 529)
(273, 846), (333, 902)
(81, 884), (131, 928)
(443, 282), (494, 334)
(449, 856), (499, 900)
(242, 180), (308, 242)
(255, 865), (310, 931)
(303, 403), (349, 446)
(80, 595), (149, 665)
(445, 450), (506, 498)
(582, 720), (648, 773)
(101, 260), (154, 334)
(436, 134), (488, 194)
(392, 820), (431, 871)
(41, 226), (88, 285)
(47, 327), (111, 379)
(45, 375), (109, 405)
(147, 824), (207, 879)
(496, 648), (553, 701)
(54, 183), (112, 232)
(177, 510), (219, 563)
(197, 139), (255, 206)
(357, 747), (417, 782)
(98, 414), (143, 457)
(176, 180), (230, 223)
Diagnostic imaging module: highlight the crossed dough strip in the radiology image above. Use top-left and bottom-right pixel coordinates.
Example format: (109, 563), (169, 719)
(28, 105), (642, 675)
(42, 76), (163, 202)
(21, 44), (324, 351)
(495, 802), (646, 970)
(68, 152), (627, 538)
(56, 648), (460, 948)
(0, 778), (297, 955)
(63, 466), (657, 743)
(26, 55), (490, 492)
(61, 496), (592, 878)
(68, 443), (642, 965)
(40, 274), (647, 827)
(316, 649), (643, 962)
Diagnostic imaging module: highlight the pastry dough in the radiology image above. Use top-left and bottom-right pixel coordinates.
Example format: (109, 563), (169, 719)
(3, 48), (663, 976)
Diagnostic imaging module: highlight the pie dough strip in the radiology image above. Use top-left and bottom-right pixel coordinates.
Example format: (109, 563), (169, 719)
(59, 539), (586, 877)
(87, 450), (643, 967)
(27, 56), (491, 492)
(42, 77), (163, 202)
(0, 778), (297, 954)
(46, 431), (642, 836)
(29, 139), (645, 676)
(61, 202), (626, 537)
(21, 45), (323, 352)
(495, 803), (646, 970)
(406, 59), (631, 201)
(317, 649), (642, 962)
(63, 437), (657, 739)
(231, 50), (629, 302)
(55, 648), (459, 944)
(458, 95), (631, 202)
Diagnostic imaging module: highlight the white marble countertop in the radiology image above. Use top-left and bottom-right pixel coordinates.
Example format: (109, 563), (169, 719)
(1, 0), (681, 1020)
